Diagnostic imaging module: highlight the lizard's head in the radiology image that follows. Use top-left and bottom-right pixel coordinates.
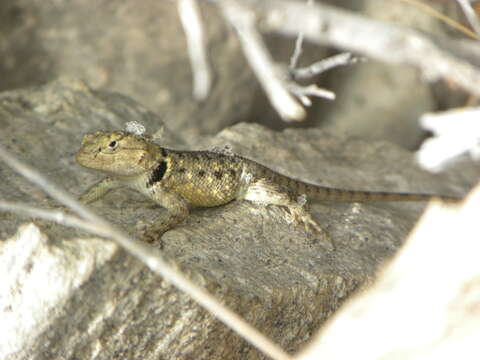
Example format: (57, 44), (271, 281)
(76, 131), (159, 176)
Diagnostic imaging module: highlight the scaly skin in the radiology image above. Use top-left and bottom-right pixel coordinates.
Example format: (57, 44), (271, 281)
(76, 130), (459, 241)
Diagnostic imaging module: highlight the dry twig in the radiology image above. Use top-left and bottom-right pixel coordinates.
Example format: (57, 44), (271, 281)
(219, 0), (352, 120)
(220, 0), (306, 121)
(290, 52), (363, 81)
(400, 0), (479, 39)
(456, 0), (480, 36)
(288, 0), (315, 70)
(178, 0), (212, 100)
(248, 0), (480, 96)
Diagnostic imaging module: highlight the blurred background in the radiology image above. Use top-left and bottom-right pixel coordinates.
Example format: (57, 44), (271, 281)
(0, 0), (473, 148)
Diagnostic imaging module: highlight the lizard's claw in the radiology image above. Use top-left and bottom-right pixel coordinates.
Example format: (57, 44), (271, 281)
(287, 205), (322, 232)
(140, 228), (165, 245)
(287, 205), (334, 248)
(140, 229), (156, 243)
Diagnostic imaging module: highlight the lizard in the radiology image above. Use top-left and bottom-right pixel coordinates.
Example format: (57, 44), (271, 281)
(75, 130), (459, 242)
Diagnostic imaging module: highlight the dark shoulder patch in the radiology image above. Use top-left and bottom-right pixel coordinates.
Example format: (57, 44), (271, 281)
(229, 169), (236, 177)
(198, 170), (205, 177)
(161, 148), (168, 157)
(147, 161), (168, 187)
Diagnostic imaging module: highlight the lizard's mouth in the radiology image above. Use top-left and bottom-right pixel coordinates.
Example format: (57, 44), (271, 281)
(75, 150), (95, 167)
(76, 149), (118, 172)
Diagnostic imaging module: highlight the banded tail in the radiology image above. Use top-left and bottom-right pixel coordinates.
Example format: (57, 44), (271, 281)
(244, 160), (460, 204)
(303, 184), (460, 203)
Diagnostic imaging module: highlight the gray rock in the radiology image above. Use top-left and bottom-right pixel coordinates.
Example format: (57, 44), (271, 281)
(0, 79), (476, 359)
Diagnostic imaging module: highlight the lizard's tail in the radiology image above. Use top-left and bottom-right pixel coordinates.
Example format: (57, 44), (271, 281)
(303, 184), (460, 203)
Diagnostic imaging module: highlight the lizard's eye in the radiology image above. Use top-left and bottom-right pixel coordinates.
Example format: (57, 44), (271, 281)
(102, 140), (119, 153)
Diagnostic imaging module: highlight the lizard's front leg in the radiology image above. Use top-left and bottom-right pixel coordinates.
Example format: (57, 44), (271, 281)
(79, 177), (124, 204)
(140, 187), (190, 243)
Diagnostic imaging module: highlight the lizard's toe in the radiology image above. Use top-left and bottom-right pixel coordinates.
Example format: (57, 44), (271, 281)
(287, 205), (334, 247)
(140, 228), (163, 243)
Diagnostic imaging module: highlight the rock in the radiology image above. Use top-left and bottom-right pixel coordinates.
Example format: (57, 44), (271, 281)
(0, 79), (476, 359)
(300, 186), (480, 359)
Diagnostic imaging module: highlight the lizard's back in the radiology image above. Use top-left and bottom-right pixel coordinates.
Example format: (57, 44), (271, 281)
(161, 149), (246, 207)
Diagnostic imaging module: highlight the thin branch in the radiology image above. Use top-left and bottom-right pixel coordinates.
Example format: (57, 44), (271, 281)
(287, 83), (335, 106)
(0, 145), (293, 360)
(250, 0), (480, 97)
(220, 0), (306, 121)
(400, 0), (479, 40)
(0, 201), (114, 238)
(289, 0), (314, 69)
(289, 26), (305, 70)
(178, 0), (212, 101)
(456, 0), (480, 36)
(290, 52), (364, 81)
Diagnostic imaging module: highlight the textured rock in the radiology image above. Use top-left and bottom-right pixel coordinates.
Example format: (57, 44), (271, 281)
(299, 186), (480, 360)
(0, 79), (476, 359)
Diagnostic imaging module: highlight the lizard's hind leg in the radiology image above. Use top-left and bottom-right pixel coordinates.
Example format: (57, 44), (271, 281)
(240, 178), (327, 236)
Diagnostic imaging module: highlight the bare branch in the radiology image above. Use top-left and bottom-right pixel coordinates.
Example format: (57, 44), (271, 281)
(291, 52), (364, 81)
(178, 0), (212, 101)
(0, 145), (293, 360)
(287, 83), (335, 106)
(220, 0), (306, 121)
(289, 0), (314, 69)
(249, 0), (480, 97)
(289, 25), (305, 70)
(456, 0), (480, 36)
(0, 201), (113, 238)
(400, 0), (479, 40)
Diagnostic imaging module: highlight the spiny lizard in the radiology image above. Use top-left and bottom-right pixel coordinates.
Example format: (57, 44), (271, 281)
(75, 130), (459, 242)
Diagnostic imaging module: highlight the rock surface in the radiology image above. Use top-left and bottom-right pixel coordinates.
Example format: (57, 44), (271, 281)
(0, 79), (477, 359)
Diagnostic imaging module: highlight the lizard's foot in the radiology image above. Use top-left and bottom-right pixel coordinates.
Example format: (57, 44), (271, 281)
(139, 205), (189, 244)
(242, 178), (334, 248)
(286, 205), (334, 249)
(287, 205), (325, 234)
(140, 228), (161, 243)
(139, 218), (173, 241)
(139, 227), (168, 250)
